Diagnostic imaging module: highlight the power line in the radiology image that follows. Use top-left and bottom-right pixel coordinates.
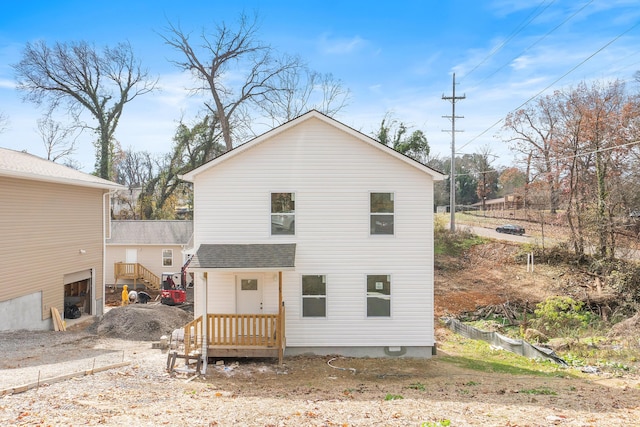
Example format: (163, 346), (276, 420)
(450, 139), (640, 178)
(462, 0), (556, 83)
(468, 0), (593, 90)
(457, 19), (640, 154)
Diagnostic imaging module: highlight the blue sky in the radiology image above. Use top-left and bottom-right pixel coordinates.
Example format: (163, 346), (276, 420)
(1, 0), (640, 172)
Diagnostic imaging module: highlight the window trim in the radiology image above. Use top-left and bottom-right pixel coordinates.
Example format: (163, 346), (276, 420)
(162, 249), (173, 267)
(366, 274), (392, 318)
(369, 192), (395, 236)
(301, 274), (327, 318)
(270, 191), (296, 236)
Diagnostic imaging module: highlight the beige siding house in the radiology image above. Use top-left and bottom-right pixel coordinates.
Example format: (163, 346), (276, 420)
(181, 111), (444, 361)
(0, 148), (123, 331)
(105, 220), (193, 289)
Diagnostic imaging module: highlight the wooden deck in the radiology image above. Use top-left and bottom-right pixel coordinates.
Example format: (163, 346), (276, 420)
(114, 262), (161, 290)
(183, 309), (286, 363)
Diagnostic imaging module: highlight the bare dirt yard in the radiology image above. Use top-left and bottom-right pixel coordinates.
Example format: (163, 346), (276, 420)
(1, 243), (640, 426)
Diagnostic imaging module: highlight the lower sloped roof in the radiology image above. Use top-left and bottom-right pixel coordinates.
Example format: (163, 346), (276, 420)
(107, 220), (193, 245)
(190, 243), (296, 270)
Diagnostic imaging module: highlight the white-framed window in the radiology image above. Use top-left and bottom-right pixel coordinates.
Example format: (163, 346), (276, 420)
(370, 192), (394, 235)
(271, 192), (295, 235)
(302, 275), (326, 317)
(367, 274), (391, 317)
(162, 249), (173, 267)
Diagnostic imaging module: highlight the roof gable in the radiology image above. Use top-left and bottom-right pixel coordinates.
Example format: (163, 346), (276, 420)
(0, 147), (123, 190)
(181, 110), (444, 182)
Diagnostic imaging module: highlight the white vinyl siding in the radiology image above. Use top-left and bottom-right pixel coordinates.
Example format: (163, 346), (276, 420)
(192, 116), (435, 348)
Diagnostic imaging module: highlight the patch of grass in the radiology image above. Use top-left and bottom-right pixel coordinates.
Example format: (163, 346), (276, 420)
(406, 382), (426, 391)
(421, 420), (451, 427)
(434, 214), (488, 256)
(561, 341), (640, 376)
(465, 380), (479, 386)
(384, 393), (404, 400)
(439, 333), (572, 377)
(519, 387), (557, 395)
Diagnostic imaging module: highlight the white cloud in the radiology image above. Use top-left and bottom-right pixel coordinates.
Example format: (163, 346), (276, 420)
(0, 78), (15, 89)
(318, 33), (367, 55)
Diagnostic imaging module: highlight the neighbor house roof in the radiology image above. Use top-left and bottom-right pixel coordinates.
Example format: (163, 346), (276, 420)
(106, 220), (193, 245)
(180, 110), (445, 182)
(0, 147), (124, 190)
(190, 243), (296, 270)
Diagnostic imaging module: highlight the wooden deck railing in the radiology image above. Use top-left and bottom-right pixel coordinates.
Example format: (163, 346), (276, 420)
(114, 262), (161, 290)
(183, 309), (286, 363)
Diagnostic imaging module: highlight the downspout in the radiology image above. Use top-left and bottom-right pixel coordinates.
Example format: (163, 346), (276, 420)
(102, 190), (115, 317)
(200, 272), (208, 375)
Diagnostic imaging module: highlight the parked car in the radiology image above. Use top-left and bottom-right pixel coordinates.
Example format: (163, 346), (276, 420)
(496, 224), (525, 235)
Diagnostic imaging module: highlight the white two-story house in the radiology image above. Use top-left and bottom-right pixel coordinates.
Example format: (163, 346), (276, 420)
(180, 110), (444, 363)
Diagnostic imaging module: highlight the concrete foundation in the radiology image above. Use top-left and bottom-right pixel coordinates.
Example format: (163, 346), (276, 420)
(284, 346), (434, 359)
(0, 291), (50, 331)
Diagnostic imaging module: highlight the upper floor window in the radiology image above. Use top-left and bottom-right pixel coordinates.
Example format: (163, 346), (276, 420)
(367, 274), (391, 317)
(162, 249), (173, 267)
(302, 275), (326, 317)
(370, 192), (394, 235)
(271, 192), (295, 235)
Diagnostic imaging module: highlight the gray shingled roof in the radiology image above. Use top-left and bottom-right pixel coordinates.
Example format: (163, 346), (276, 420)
(191, 243), (296, 269)
(107, 220), (193, 245)
(0, 147), (123, 189)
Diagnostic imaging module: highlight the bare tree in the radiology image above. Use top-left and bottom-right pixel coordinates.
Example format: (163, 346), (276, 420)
(503, 95), (562, 213)
(0, 111), (8, 134)
(112, 149), (157, 219)
(472, 145), (498, 211)
(13, 40), (157, 179)
(161, 12), (302, 151)
(260, 68), (350, 126)
(37, 113), (79, 163)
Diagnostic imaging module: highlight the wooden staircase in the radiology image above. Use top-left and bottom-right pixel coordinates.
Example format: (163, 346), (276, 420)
(114, 262), (161, 291)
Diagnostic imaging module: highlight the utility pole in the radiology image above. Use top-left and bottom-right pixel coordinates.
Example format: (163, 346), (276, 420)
(442, 73), (465, 232)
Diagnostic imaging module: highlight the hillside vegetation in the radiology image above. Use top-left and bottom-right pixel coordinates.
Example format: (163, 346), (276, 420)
(435, 213), (640, 376)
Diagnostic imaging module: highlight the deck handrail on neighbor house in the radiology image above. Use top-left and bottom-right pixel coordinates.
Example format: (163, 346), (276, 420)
(183, 309), (286, 363)
(113, 262), (161, 290)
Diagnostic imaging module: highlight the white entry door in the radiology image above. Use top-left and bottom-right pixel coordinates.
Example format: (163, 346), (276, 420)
(236, 276), (263, 314)
(126, 249), (137, 263)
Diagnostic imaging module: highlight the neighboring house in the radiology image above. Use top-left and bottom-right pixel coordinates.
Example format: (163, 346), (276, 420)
(181, 110), (444, 363)
(105, 220), (193, 289)
(0, 147), (123, 331)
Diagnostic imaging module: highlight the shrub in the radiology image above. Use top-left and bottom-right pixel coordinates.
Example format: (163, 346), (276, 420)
(532, 296), (593, 337)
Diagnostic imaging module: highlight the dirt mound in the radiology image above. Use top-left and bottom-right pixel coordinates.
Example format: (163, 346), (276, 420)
(608, 312), (640, 343)
(90, 304), (192, 341)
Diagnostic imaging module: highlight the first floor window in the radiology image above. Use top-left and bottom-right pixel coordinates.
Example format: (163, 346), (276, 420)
(162, 249), (173, 267)
(302, 275), (326, 317)
(367, 274), (391, 317)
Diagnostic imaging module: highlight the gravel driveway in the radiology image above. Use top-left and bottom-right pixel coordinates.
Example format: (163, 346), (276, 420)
(2, 329), (640, 426)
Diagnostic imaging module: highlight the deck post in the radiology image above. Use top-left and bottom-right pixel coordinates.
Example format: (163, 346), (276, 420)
(201, 272), (208, 375)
